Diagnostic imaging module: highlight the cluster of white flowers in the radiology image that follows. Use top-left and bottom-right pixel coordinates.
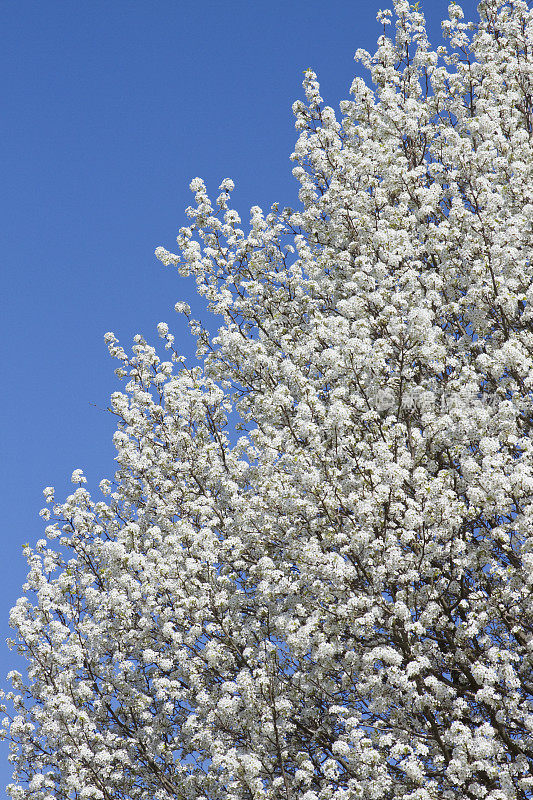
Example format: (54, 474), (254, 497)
(3, 1), (533, 798)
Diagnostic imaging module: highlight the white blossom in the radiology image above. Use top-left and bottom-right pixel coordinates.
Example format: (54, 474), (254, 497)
(4, 1), (533, 798)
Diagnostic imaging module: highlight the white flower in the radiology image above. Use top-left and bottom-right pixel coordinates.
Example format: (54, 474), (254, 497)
(9, 2), (533, 798)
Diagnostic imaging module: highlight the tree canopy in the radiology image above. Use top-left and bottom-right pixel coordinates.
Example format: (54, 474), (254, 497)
(3, 1), (533, 798)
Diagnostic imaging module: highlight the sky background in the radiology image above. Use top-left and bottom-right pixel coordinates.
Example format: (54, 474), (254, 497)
(2, 0), (478, 791)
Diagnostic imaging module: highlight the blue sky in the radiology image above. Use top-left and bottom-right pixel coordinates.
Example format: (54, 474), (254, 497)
(1, 0), (477, 790)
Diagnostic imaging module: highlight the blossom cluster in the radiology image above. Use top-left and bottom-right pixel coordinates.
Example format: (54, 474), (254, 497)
(3, 1), (533, 798)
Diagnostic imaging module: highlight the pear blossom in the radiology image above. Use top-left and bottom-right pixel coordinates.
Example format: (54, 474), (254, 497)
(3, 1), (533, 798)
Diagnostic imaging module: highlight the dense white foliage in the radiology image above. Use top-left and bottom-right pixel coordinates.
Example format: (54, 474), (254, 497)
(3, 1), (533, 798)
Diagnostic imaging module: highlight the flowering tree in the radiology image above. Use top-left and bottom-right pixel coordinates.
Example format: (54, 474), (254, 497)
(4, 1), (533, 798)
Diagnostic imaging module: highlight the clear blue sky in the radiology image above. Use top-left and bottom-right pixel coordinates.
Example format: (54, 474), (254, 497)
(1, 0), (477, 791)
